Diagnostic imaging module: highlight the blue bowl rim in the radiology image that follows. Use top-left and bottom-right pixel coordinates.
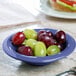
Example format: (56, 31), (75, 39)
(2, 28), (76, 63)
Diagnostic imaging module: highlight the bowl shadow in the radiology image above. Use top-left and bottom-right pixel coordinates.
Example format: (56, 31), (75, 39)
(17, 61), (61, 73)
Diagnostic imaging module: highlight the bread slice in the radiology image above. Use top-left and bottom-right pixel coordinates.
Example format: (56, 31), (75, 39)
(49, 0), (76, 12)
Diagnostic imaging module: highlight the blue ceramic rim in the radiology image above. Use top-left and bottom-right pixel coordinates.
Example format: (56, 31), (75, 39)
(2, 29), (76, 63)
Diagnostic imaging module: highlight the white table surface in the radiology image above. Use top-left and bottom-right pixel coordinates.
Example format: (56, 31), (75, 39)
(0, 24), (76, 76)
(0, 0), (76, 76)
(0, 0), (37, 27)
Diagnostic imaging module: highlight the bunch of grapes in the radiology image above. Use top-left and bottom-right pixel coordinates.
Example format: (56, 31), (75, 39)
(12, 29), (66, 57)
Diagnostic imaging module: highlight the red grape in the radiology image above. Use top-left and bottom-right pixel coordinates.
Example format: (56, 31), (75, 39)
(12, 32), (25, 45)
(38, 33), (57, 47)
(46, 31), (53, 37)
(17, 46), (33, 56)
(37, 30), (46, 36)
(55, 30), (66, 44)
(38, 33), (47, 41)
(37, 30), (53, 39)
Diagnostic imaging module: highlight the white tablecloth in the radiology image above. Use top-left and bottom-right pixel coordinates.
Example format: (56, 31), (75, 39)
(0, 0), (36, 26)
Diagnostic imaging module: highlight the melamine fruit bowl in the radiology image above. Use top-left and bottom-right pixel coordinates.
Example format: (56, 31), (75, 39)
(2, 29), (76, 66)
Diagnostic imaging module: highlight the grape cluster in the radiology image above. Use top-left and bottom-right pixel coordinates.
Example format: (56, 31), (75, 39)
(12, 29), (66, 57)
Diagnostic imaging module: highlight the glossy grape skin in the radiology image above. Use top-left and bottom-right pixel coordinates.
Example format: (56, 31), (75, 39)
(37, 30), (46, 36)
(23, 29), (37, 39)
(23, 39), (37, 50)
(47, 45), (60, 56)
(12, 32), (25, 45)
(58, 42), (67, 51)
(56, 43), (64, 51)
(55, 30), (66, 44)
(17, 46), (33, 56)
(38, 33), (47, 41)
(46, 31), (53, 37)
(37, 30), (53, 40)
(38, 33), (57, 47)
(12, 29), (67, 57)
(44, 37), (57, 47)
(34, 42), (46, 57)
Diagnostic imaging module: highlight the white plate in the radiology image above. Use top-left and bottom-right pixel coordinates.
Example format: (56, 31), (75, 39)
(40, 0), (76, 19)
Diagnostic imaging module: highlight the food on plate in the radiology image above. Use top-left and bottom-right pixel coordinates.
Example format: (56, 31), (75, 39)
(49, 0), (76, 12)
(12, 29), (67, 57)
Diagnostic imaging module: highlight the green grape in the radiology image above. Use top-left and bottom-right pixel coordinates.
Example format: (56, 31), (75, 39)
(23, 29), (37, 39)
(23, 39), (37, 50)
(22, 39), (27, 45)
(47, 45), (60, 56)
(34, 42), (46, 57)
